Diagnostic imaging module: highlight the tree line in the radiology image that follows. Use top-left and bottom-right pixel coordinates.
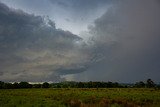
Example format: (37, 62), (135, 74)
(0, 81), (50, 89)
(0, 79), (159, 89)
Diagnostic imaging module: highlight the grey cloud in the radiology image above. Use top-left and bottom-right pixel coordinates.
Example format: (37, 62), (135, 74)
(0, 0), (111, 34)
(50, 0), (111, 8)
(49, 0), (111, 34)
(74, 0), (160, 82)
(0, 2), (90, 82)
(1, 0), (160, 83)
(50, 0), (111, 18)
(55, 66), (87, 75)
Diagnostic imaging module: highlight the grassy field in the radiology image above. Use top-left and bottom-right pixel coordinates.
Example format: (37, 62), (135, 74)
(0, 88), (160, 107)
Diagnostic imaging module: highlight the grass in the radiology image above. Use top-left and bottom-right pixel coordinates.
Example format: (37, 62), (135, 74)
(0, 88), (160, 107)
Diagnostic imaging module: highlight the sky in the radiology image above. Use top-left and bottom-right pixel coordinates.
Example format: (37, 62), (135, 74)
(0, 0), (160, 83)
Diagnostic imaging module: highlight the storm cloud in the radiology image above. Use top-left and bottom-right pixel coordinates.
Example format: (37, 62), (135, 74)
(74, 0), (160, 82)
(0, 0), (111, 34)
(0, 2), (90, 82)
(0, 0), (160, 83)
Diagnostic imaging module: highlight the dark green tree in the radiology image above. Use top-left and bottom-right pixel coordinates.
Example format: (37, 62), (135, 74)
(0, 81), (4, 89)
(19, 82), (32, 88)
(77, 82), (84, 88)
(4, 83), (13, 89)
(33, 84), (42, 88)
(42, 82), (49, 88)
(13, 82), (19, 89)
(146, 79), (155, 88)
(135, 81), (145, 88)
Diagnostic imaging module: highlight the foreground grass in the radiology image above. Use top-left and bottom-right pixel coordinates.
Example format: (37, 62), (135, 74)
(0, 88), (160, 107)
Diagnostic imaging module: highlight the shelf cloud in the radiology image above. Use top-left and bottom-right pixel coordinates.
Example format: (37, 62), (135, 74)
(0, 2), (90, 82)
(0, 0), (160, 82)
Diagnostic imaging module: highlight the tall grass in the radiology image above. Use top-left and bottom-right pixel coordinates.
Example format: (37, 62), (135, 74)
(0, 88), (160, 107)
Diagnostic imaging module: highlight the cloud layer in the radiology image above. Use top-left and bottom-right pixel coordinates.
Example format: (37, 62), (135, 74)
(0, 0), (160, 83)
(0, 2), (90, 82)
(74, 0), (160, 82)
(0, 0), (111, 34)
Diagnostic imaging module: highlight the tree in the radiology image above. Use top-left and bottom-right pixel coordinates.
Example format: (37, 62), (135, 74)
(33, 84), (42, 88)
(135, 81), (145, 88)
(0, 81), (4, 89)
(19, 82), (32, 88)
(4, 83), (13, 89)
(13, 82), (19, 89)
(42, 82), (49, 88)
(146, 79), (155, 88)
(77, 82), (84, 88)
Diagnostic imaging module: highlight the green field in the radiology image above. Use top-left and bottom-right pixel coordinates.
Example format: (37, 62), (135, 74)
(0, 88), (160, 107)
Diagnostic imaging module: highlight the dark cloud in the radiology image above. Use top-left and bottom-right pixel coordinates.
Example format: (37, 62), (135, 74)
(55, 66), (87, 75)
(0, 2), (90, 82)
(1, 0), (160, 83)
(77, 0), (160, 82)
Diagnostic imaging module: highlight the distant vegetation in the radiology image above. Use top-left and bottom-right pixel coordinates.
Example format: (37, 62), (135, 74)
(0, 79), (159, 89)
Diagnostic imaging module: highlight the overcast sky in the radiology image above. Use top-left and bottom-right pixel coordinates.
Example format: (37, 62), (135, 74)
(0, 0), (160, 83)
